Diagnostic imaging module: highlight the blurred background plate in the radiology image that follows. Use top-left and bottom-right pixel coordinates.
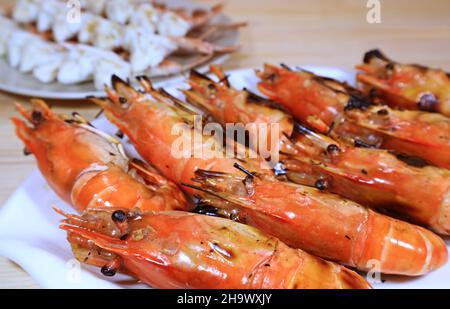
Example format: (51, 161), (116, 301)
(0, 0), (240, 99)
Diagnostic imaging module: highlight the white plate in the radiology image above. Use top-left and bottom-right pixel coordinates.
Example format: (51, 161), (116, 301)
(0, 67), (449, 289)
(0, 0), (239, 100)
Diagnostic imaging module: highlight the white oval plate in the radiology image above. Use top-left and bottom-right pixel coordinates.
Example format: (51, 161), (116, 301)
(0, 0), (239, 100)
(0, 67), (448, 289)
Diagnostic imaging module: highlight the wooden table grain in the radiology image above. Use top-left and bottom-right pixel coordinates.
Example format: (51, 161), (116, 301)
(0, 0), (449, 288)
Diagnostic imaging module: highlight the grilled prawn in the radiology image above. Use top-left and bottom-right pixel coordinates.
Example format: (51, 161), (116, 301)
(183, 66), (450, 235)
(90, 76), (448, 275)
(357, 49), (450, 116)
(12, 100), (187, 213)
(257, 64), (450, 169)
(60, 209), (371, 289)
(186, 168), (447, 276)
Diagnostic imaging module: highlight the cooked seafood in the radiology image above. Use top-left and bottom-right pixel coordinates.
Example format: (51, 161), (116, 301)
(0, 17), (131, 88)
(60, 209), (371, 289)
(12, 100), (187, 213)
(184, 66), (450, 235)
(8, 0), (242, 80)
(257, 64), (450, 169)
(188, 168), (448, 276)
(357, 49), (450, 117)
(91, 76), (265, 185)
(90, 76), (448, 276)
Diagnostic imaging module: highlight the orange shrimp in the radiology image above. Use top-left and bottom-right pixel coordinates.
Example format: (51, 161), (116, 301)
(257, 64), (450, 169)
(60, 209), (371, 289)
(91, 76), (448, 275)
(183, 69), (294, 155)
(356, 49), (450, 116)
(186, 168), (448, 276)
(12, 100), (187, 213)
(90, 75), (267, 191)
(184, 66), (450, 235)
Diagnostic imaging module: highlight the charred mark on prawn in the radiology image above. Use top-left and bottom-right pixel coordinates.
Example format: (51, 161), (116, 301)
(344, 95), (372, 111)
(389, 152), (429, 168)
(23, 147), (31, 156)
(363, 49), (389, 63)
(192, 202), (224, 218)
(369, 88), (378, 99)
(354, 139), (377, 149)
(244, 89), (287, 111)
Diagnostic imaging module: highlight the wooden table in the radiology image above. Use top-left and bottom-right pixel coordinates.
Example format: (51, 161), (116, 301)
(1, 0), (449, 289)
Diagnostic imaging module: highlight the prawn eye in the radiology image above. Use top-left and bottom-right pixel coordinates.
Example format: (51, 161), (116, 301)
(418, 93), (438, 112)
(267, 73), (278, 83)
(207, 83), (217, 95)
(101, 265), (117, 277)
(31, 110), (43, 125)
(119, 97), (127, 104)
(326, 144), (340, 154)
(315, 179), (330, 191)
(112, 210), (127, 223)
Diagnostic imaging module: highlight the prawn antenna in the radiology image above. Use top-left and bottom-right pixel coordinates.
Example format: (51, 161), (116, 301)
(233, 163), (254, 178)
